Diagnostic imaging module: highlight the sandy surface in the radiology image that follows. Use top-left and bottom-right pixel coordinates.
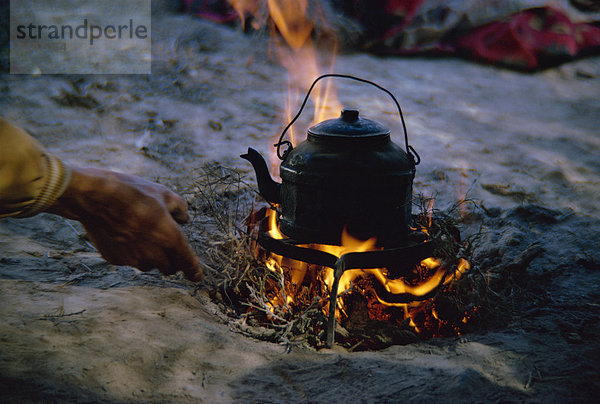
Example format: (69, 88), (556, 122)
(1, 4), (600, 403)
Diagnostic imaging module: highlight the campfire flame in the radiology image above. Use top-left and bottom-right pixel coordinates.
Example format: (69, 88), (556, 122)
(227, 0), (341, 146)
(260, 208), (471, 337)
(230, 1), (473, 343)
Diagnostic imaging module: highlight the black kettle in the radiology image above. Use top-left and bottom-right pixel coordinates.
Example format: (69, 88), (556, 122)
(242, 74), (420, 246)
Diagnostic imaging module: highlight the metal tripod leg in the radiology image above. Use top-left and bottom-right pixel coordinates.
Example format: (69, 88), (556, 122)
(326, 258), (345, 348)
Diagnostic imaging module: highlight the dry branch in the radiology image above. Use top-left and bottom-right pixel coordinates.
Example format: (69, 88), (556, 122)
(186, 166), (522, 349)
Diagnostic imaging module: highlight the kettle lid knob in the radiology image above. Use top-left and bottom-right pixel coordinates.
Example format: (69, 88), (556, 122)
(341, 108), (359, 122)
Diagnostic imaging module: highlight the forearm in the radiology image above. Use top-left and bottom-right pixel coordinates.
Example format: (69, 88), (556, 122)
(1, 118), (203, 280)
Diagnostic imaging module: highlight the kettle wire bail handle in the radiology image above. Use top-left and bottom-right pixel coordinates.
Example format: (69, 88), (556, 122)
(274, 73), (419, 164)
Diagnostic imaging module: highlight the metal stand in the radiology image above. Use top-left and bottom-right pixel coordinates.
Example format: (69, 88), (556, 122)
(326, 259), (345, 348)
(257, 216), (437, 348)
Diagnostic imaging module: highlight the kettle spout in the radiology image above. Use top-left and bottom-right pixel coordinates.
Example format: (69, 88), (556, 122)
(241, 147), (281, 204)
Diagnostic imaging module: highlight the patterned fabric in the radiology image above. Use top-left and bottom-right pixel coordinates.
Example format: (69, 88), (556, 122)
(182, 0), (239, 23)
(454, 6), (600, 69)
(183, 0), (600, 70)
(181, 0), (239, 23)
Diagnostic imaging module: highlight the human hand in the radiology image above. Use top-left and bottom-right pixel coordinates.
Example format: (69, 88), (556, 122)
(47, 166), (204, 281)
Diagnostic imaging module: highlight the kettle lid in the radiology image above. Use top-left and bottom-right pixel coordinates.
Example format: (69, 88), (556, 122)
(308, 109), (390, 140)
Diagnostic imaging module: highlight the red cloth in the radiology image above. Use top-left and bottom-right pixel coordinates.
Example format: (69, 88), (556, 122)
(183, 1), (600, 71)
(182, 0), (238, 23)
(455, 7), (600, 70)
(380, 0), (427, 40)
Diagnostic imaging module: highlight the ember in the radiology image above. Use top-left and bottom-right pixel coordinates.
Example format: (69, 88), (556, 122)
(243, 202), (475, 349)
(221, 0), (478, 349)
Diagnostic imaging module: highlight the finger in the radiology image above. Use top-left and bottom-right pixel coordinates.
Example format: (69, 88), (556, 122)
(86, 223), (170, 274)
(79, 225), (125, 265)
(137, 258), (162, 273)
(134, 243), (175, 274)
(166, 231), (205, 282)
(163, 191), (190, 224)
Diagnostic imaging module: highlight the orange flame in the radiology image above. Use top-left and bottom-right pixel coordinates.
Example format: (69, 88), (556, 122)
(264, 209), (310, 305)
(263, 208), (470, 332)
(234, 1), (474, 339)
(228, 0), (261, 30)
(309, 232), (445, 304)
(267, 0), (313, 50)
(227, 0), (342, 142)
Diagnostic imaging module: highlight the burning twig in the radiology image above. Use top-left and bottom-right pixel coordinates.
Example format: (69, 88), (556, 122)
(502, 243), (545, 274)
(40, 309), (87, 319)
(189, 162), (545, 350)
(186, 165), (500, 349)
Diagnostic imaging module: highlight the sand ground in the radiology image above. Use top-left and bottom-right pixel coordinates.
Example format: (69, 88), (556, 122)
(1, 5), (599, 403)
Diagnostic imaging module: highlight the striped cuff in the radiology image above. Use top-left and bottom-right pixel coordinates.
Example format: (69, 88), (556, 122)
(15, 153), (72, 218)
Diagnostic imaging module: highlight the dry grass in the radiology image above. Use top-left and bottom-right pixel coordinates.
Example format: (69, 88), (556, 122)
(184, 164), (515, 348)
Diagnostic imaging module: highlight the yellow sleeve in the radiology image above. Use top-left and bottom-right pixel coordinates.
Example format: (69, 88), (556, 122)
(0, 118), (71, 218)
